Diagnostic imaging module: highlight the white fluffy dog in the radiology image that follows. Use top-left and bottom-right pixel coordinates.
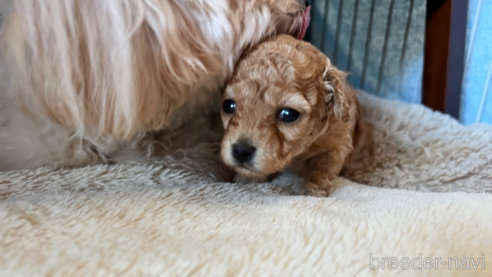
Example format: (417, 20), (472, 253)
(0, 0), (310, 171)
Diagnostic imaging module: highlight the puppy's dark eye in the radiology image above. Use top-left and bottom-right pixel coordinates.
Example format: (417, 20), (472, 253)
(278, 108), (300, 123)
(223, 99), (236, 114)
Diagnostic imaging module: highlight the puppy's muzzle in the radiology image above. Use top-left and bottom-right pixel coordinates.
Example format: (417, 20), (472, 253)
(232, 142), (256, 163)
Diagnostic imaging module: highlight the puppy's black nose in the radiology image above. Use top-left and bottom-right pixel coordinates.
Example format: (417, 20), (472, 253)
(232, 143), (256, 163)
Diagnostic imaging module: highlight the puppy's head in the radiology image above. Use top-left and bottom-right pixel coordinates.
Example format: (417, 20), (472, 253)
(221, 35), (350, 178)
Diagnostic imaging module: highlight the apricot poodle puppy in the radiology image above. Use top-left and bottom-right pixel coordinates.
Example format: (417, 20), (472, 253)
(220, 35), (371, 197)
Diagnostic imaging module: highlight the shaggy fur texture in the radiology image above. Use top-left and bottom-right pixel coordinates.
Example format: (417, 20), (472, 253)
(0, 0), (309, 171)
(221, 35), (370, 196)
(1, 93), (492, 276)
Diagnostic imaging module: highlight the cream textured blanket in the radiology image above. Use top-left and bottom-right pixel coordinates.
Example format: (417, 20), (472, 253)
(1, 92), (492, 277)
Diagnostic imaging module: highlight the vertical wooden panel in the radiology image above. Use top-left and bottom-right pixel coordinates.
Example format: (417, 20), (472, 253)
(422, 0), (451, 113)
(422, 0), (468, 119)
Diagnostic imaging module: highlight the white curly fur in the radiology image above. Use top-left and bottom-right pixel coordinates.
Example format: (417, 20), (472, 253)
(0, 0), (307, 171)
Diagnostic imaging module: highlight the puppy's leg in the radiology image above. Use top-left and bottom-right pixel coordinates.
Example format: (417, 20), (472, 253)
(303, 150), (348, 197)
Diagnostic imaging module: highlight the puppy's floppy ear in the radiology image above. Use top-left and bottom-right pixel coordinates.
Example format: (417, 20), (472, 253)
(322, 59), (350, 122)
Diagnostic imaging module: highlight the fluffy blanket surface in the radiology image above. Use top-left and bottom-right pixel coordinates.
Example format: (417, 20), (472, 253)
(1, 92), (492, 277)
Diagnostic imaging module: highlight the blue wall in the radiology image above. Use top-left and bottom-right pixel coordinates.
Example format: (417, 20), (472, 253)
(460, 0), (492, 125)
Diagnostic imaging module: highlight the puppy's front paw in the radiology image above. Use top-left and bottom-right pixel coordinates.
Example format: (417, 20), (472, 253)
(303, 181), (333, 197)
(233, 174), (267, 184)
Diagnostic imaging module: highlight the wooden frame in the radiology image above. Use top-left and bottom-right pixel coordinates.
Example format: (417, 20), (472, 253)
(423, 0), (468, 119)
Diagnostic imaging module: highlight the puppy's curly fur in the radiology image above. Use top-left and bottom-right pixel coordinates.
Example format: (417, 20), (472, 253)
(221, 35), (371, 196)
(0, 0), (309, 170)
